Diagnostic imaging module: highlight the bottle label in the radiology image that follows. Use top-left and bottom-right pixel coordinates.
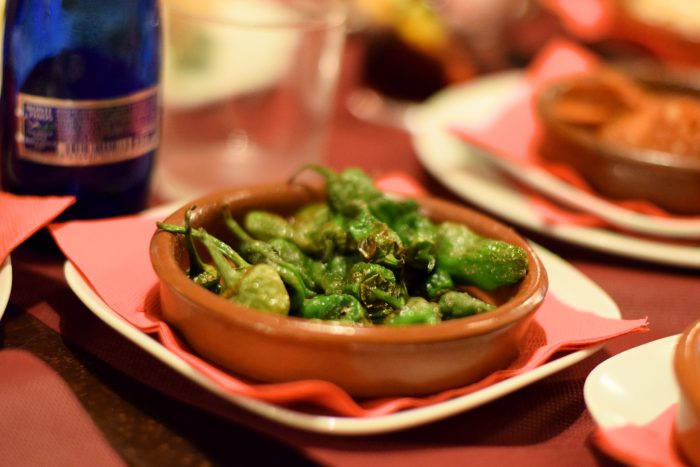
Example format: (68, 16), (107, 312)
(16, 87), (159, 166)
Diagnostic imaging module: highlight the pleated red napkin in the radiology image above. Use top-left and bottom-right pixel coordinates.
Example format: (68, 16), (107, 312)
(0, 192), (74, 262)
(48, 186), (648, 417)
(0, 349), (126, 467)
(593, 404), (687, 466)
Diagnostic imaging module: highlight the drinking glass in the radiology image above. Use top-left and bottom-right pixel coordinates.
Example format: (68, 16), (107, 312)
(154, 0), (347, 201)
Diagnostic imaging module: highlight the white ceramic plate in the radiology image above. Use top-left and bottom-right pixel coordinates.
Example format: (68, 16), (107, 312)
(0, 256), (12, 320)
(65, 243), (620, 435)
(411, 71), (700, 268)
(584, 335), (679, 429)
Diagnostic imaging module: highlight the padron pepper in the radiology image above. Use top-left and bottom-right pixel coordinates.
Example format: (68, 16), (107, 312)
(375, 198), (437, 272)
(385, 297), (442, 325)
(182, 206), (220, 292)
(158, 217), (310, 311)
(299, 294), (369, 324)
(347, 203), (404, 268)
(344, 262), (407, 323)
(435, 222), (528, 290)
(438, 291), (495, 319)
(293, 165), (383, 216)
(200, 234), (290, 315)
(224, 209), (318, 292)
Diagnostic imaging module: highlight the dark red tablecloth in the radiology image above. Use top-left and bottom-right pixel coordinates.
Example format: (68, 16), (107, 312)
(2, 39), (699, 466)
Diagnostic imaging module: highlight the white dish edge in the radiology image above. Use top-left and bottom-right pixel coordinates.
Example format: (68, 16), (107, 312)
(65, 242), (620, 435)
(0, 256), (12, 320)
(584, 334), (680, 429)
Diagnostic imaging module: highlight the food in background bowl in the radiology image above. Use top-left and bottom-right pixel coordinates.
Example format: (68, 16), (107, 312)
(537, 67), (700, 215)
(674, 319), (700, 466)
(149, 166), (547, 397)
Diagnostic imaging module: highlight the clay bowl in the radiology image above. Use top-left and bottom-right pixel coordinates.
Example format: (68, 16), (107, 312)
(674, 319), (700, 466)
(149, 182), (548, 398)
(536, 67), (700, 215)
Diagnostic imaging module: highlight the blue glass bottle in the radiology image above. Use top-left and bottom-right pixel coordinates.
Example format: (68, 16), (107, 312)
(1, 0), (161, 219)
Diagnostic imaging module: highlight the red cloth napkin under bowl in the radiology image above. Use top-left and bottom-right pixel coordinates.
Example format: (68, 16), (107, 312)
(0, 349), (126, 467)
(48, 189), (648, 418)
(0, 192), (74, 263)
(593, 404), (687, 466)
(450, 38), (700, 231)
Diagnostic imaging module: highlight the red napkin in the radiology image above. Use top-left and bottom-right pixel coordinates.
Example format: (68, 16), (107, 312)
(0, 349), (126, 467)
(451, 38), (700, 230)
(593, 404), (687, 466)
(0, 192), (74, 262)
(48, 192), (648, 418)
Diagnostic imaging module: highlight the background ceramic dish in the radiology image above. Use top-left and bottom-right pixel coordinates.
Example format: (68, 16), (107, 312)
(412, 71), (700, 268)
(674, 319), (700, 465)
(67, 241), (619, 435)
(536, 68), (700, 215)
(150, 182), (547, 398)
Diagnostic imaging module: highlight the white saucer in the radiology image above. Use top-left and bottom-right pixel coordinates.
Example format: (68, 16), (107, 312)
(584, 335), (679, 429)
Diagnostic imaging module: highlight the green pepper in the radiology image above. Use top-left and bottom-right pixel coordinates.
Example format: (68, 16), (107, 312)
(299, 294), (369, 324)
(367, 196), (437, 272)
(243, 210), (296, 242)
(385, 297), (441, 325)
(159, 219), (311, 311)
(438, 290), (495, 319)
(313, 255), (361, 295)
(268, 237), (322, 291)
(344, 262), (406, 323)
(200, 234), (290, 315)
(181, 207), (220, 292)
(347, 204), (404, 268)
(435, 222), (528, 290)
(411, 266), (454, 300)
(389, 208), (437, 272)
(224, 209), (317, 289)
(231, 264), (291, 315)
(293, 165), (383, 216)
(289, 202), (329, 252)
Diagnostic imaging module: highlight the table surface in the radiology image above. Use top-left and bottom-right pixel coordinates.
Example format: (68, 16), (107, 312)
(3, 38), (700, 467)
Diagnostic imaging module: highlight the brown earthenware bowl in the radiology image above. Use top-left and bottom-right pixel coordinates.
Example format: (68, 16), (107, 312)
(149, 182), (547, 398)
(536, 67), (700, 215)
(674, 319), (700, 466)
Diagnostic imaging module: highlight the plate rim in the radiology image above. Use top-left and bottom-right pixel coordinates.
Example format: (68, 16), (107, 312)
(64, 242), (620, 435)
(583, 334), (680, 430)
(411, 70), (700, 269)
(0, 256), (13, 320)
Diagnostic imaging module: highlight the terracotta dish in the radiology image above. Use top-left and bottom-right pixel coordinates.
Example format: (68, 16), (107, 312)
(149, 182), (547, 398)
(536, 66), (700, 215)
(674, 319), (700, 466)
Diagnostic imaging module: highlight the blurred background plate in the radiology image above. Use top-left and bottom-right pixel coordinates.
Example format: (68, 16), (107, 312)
(584, 334), (679, 429)
(0, 256), (12, 321)
(411, 70), (700, 268)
